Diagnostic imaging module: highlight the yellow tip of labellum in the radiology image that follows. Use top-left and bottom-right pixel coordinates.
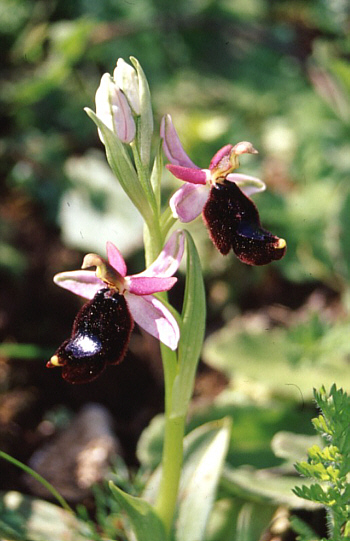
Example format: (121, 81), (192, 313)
(47, 355), (62, 367)
(277, 238), (287, 250)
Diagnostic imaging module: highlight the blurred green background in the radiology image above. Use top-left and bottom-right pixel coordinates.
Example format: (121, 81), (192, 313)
(0, 0), (350, 505)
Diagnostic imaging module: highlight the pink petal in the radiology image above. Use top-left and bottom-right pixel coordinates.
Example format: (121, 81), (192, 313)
(170, 183), (209, 223)
(166, 164), (207, 185)
(226, 173), (266, 196)
(209, 144), (233, 170)
(127, 276), (177, 295)
(106, 242), (127, 277)
(111, 87), (136, 143)
(126, 293), (179, 350)
(160, 114), (199, 168)
(53, 271), (104, 299)
(138, 230), (185, 277)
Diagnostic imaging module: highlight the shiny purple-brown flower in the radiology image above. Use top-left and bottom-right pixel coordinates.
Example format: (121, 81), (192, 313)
(161, 114), (286, 265)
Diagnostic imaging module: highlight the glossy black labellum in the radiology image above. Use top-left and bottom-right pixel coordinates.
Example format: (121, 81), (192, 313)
(202, 180), (286, 265)
(48, 288), (134, 384)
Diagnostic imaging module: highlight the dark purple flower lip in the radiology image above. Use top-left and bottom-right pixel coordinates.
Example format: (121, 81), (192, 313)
(47, 288), (134, 384)
(203, 181), (286, 266)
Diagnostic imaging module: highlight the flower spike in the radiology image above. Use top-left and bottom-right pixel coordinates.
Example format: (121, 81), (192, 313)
(49, 231), (184, 383)
(162, 115), (286, 265)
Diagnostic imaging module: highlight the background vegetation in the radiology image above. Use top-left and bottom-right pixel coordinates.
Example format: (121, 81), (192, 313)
(0, 0), (349, 538)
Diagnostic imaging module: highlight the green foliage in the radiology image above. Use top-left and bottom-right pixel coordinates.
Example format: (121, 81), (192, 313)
(293, 386), (350, 540)
(140, 419), (232, 541)
(289, 515), (320, 541)
(109, 482), (166, 541)
(171, 230), (206, 417)
(175, 419), (231, 541)
(205, 499), (275, 541)
(203, 312), (350, 401)
(0, 452), (73, 514)
(0, 491), (87, 541)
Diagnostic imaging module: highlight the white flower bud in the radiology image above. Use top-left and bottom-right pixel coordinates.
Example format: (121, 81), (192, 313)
(113, 58), (141, 115)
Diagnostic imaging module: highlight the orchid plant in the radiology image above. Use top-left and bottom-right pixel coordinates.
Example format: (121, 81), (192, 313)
(49, 57), (286, 540)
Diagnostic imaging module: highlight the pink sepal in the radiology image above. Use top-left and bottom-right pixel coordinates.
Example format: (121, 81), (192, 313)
(226, 173), (266, 196)
(106, 241), (127, 277)
(160, 114), (199, 168)
(166, 164), (207, 185)
(127, 276), (177, 295)
(53, 271), (103, 300)
(209, 144), (233, 170)
(138, 230), (185, 277)
(126, 293), (180, 350)
(170, 183), (209, 222)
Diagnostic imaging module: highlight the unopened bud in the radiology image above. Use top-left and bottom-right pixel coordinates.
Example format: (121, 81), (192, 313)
(113, 58), (141, 115)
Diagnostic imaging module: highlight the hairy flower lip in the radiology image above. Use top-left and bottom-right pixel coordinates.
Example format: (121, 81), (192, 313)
(162, 115), (286, 265)
(48, 288), (134, 384)
(203, 180), (287, 265)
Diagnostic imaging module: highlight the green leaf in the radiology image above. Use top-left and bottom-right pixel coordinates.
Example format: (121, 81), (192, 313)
(271, 431), (320, 464)
(203, 314), (350, 401)
(222, 465), (320, 510)
(0, 491), (87, 541)
(0, 451), (72, 514)
(0, 342), (51, 359)
(290, 515), (320, 541)
(136, 413), (165, 470)
(172, 230), (206, 416)
(292, 483), (331, 506)
(293, 386), (350, 535)
(175, 418), (231, 541)
(206, 498), (276, 541)
(131, 143), (158, 215)
(109, 482), (166, 541)
(230, 502), (275, 541)
(130, 57), (153, 169)
(84, 108), (153, 222)
(150, 140), (163, 210)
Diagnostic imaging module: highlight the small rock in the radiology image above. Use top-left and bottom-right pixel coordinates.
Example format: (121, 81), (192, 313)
(26, 403), (119, 501)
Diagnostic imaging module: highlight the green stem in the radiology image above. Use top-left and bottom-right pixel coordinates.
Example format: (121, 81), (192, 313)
(131, 140), (158, 216)
(160, 207), (177, 239)
(143, 226), (185, 537)
(154, 411), (185, 536)
(154, 344), (185, 536)
(143, 218), (163, 266)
